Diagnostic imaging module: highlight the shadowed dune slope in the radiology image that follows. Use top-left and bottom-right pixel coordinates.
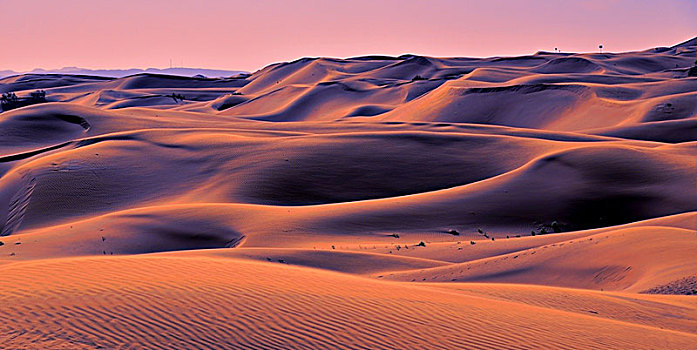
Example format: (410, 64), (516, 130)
(0, 132), (693, 239)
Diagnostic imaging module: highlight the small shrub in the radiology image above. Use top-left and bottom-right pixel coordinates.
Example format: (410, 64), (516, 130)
(688, 66), (697, 77)
(551, 221), (561, 233)
(1, 90), (47, 111)
(168, 93), (185, 102)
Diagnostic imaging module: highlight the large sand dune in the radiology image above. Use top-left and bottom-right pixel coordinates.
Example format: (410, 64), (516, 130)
(1, 38), (695, 349)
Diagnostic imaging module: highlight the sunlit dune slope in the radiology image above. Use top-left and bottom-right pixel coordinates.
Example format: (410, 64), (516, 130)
(0, 256), (694, 350)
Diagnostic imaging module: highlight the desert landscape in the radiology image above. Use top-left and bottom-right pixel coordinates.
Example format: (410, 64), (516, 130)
(0, 36), (696, 349)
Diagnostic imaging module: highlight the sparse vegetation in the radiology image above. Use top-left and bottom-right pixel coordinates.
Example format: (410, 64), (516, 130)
(447, 229), (459, 236)
(416, 241), (426, 247)
(168, 93), (185, 103)
(475, 228), (490, 239)
(0, 92), (18, 105)
(551, 221), (561, 233)
(640, 276), (697, 295)
(688, 59), (697, 77)
(531, 220), (568, 235)
(1, 90), (47, 111)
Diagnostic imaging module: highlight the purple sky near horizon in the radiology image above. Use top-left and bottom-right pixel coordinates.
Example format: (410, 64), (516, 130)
(1, 0), (695, 72)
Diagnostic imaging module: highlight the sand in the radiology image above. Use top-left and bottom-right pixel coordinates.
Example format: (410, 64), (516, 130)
(0, 37), (695, 349)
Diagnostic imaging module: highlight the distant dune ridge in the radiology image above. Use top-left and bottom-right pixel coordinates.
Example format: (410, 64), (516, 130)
(0, 38), (696, 349)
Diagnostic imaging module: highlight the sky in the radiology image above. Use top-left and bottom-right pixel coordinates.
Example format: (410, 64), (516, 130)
(1, 0), (695, 73)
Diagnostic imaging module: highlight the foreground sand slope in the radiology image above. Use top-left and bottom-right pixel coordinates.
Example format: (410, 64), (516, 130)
(0, 256), (694, 350)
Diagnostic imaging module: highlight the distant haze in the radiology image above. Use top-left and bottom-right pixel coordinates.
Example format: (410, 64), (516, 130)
(1, 0), (695, 72)
(0, 67), (247, 79)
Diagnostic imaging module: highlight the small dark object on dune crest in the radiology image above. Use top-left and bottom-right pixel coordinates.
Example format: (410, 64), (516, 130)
(168, 93), (185, 102)
(416, 241), (426, 247)
(388, 233), (400, 238)
(470, 241), (476, 245)
(447, 229), (459, 236)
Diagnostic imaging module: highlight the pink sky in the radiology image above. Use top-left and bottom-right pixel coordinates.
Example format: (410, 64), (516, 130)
(1, 0), (695, 72)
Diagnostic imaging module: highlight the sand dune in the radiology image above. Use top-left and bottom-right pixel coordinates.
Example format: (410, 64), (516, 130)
(0, 257), (694, 350)
(1, 37), (695, 349)
(382, 226), (696, 291)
